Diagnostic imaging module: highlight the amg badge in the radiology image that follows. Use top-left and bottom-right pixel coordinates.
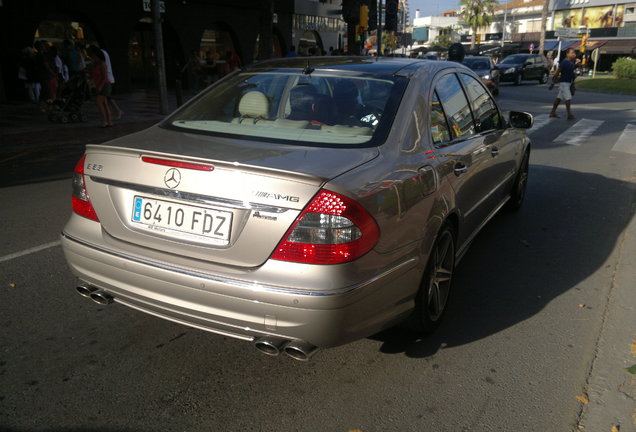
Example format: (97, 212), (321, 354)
(252, 191), (300, 202)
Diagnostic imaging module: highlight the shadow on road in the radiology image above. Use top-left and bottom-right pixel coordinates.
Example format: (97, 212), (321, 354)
(372, 164), (636, 358)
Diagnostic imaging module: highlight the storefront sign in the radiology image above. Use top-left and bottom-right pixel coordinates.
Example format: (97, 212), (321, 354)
(555, 27), (579, 38)
(142, 0), (165, 13)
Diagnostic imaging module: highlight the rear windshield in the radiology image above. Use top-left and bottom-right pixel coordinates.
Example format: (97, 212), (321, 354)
(463, 58), (490, 70)
(164, 71), (407, 147)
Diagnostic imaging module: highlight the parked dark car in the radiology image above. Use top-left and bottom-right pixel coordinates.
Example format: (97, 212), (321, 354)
(497, 53), (550, 85)
(463, 56), (500, 95)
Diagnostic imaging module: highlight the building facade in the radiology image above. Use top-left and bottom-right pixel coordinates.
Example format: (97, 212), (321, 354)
(0, 0), (294, 101)
(411, 13), (460, 51)
(293, 0), (345, 55)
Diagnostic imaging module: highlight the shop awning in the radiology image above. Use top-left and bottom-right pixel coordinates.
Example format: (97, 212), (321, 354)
(568, 40), (608, 52)
(598, 39), (636, 54)
(541, 41), (561, 51)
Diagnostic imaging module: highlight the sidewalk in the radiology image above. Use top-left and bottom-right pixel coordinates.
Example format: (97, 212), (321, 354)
(0, 89), (196, 186)
(0, 88), (194, 140)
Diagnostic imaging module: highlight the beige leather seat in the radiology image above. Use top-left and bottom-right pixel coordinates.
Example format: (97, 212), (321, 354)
(233, 91), (270, 124)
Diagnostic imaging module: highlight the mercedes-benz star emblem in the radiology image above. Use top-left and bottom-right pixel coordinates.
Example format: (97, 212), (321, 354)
(164, 168), (181, 189)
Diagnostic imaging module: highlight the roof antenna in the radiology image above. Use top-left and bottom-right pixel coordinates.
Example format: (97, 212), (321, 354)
(302, 59), (315, 75)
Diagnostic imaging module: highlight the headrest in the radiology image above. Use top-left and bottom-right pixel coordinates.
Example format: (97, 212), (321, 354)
(238, 91), (269, 118)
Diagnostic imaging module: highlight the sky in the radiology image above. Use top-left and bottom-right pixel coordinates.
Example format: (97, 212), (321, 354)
(409, 0), (461, 22)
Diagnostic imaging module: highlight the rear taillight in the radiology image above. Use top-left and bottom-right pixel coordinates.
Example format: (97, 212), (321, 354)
(71, 154), (99, 221)
(271, 190), (379, 264)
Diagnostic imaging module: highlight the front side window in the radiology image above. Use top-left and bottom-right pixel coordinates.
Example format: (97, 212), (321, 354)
(459, 73), (501, 133)
(165, 71), (407, 147)
(434, 74), (475, 140)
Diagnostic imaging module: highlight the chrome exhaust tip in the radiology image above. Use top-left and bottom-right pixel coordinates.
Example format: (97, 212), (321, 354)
(254, 337), (288, 356)
(283, 340), (318, 362)
(89, 290), (114, 305)
(76, 284), (98, 298)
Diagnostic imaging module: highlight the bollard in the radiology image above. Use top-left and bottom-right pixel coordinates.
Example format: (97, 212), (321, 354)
(175, 79), (183, 108)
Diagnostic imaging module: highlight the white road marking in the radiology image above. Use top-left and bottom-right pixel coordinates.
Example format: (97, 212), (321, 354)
(554, 119), (604, 146)
(611, 123), (636, 155)
(0, 240), (61, 263)
(528, 114), (553, 134)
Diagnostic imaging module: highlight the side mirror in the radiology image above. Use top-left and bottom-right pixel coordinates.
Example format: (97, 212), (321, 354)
(509, 111), (533, 129)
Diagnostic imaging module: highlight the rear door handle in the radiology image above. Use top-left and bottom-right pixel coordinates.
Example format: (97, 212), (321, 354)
(454, 163), (467, 176)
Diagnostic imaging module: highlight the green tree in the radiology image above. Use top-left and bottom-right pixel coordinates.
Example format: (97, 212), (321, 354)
(434, 27), (454, 49)
(460, 0), (498, 50)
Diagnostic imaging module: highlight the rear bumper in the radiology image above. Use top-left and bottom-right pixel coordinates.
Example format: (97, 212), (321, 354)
(61, 231), (421, 348)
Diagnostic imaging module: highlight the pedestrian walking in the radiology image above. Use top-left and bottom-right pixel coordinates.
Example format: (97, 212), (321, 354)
(92, 42), (124, 120)
(183, 50), (202, 90)
(286, 45), (298, 57)
(19, 47), (41, 103)
(62, 39), (86, 78)
(448, 43), (465, 63)
(34, 40), (59, 103)
(88, 45), (112, 127)
(549, 48), (579, 120)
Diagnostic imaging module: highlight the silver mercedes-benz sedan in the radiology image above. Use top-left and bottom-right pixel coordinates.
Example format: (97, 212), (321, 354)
(62, 57), (532, 361)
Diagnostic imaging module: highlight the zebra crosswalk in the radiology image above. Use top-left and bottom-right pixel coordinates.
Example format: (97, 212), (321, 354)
(611, 123), (636, 155)
(554, 119), (604, 146)
(526, 113), (636, 155)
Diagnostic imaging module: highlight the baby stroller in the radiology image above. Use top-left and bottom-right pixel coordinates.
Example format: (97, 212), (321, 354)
(48, 72), (89, 123)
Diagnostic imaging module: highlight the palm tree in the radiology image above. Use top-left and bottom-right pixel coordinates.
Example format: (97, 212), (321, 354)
(460, 0), (498, 51)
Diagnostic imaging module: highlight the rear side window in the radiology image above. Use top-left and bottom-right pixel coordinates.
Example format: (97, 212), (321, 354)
(459, 73), (501, 133)
(434, 74), (475, 140)
(430, 91), (451, 145)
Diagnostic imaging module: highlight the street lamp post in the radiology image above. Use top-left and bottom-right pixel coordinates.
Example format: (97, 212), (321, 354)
(501, 1), (507, 48)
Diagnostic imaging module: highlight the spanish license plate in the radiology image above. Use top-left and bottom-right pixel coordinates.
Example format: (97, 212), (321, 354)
(131, 196), (232, 244)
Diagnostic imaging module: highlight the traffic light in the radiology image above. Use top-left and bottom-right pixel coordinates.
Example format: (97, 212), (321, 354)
(385, 0), (398, 31)
(580, 34), (588, 53)
(359, 5), (369, 31)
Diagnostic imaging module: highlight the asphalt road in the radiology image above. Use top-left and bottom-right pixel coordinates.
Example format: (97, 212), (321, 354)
(1, 83), (635, 432)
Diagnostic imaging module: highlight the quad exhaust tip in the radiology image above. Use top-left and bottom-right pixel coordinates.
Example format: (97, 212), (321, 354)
(283, 340), (318, 362)
(254, 337), (318, 361)
(77, 285), (317, 360)
(90, 290), (114, 305)
(76, 284), (98, 298)
(76, 284), (114, 305)
(254, 337), (288, 356)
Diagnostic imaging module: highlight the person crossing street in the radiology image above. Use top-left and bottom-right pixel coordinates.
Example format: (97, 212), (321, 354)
(549, 48), (580, 120)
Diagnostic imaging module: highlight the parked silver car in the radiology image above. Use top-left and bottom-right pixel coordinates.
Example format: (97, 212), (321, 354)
(62, 57), (533, 361)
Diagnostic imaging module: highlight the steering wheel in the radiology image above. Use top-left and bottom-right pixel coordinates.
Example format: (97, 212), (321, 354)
(359, 106), (383, 127)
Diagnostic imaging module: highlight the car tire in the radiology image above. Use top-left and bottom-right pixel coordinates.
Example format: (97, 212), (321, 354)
(515, 73), (522, 86)
(506, 151), (530, 212)
(539, 71), (548, 84)
(407, 224), (456, 334)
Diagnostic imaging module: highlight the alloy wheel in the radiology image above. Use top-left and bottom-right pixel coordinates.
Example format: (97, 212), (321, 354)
(427, 230), (455, 322)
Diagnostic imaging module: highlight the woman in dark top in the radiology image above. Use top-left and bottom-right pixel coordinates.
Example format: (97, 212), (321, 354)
(89, 46), (112, 127)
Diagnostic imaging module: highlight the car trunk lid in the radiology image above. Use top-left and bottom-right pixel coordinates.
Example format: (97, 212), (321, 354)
(81, 126), (379, 267)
